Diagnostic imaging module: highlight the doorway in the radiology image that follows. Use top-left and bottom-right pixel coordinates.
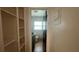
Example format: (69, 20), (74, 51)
(31, 10), (47, 52)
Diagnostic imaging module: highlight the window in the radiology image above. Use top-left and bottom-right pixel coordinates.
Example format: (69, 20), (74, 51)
(34, 21), (45, 30)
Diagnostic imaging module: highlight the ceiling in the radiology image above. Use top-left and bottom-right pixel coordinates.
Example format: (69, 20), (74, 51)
(32, 10), (46, 16)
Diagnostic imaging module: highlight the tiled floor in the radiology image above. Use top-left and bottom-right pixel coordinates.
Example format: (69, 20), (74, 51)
(34, 41), (43, 52)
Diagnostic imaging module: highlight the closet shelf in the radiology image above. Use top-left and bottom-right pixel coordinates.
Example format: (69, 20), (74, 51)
(19, 18), (24, 21)
(4, 40), (16, 47)
(0, 7), (25, 52)
(19, 17), (24, 20)
(19, 27), (24, 29)
(1, 9), (17, 17)
(20, 36), (24, 39)
(20, 43), (25, 49)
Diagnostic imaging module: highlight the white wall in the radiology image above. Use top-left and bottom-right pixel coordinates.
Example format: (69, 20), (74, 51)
(24, 8), (32, 52)
(47, 7), (79, 52)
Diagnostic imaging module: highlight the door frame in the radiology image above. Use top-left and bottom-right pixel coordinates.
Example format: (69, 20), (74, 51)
(29, 7), (48, 52)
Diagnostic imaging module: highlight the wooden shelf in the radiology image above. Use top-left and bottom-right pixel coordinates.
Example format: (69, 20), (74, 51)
(18, 8), (25, 52)
(20, 43), (25, 49)
(19, 27), (24, 29)
(20, 35), (24, 39)
(1, 7), (17, 17)
(18, 7), (24, 20)
(19, 19), (24, 28)
(19, 17), (24, 20)
(1, 11), (17, 45)
(4, 41), (18, 52)
(0, 7), (25, 52)
(19, 29), (24, 37)
(20, 35), (25, 47)
(4, 40), (16, 47)
(1, 9), (18, 52)
(20, 44), (25, 52)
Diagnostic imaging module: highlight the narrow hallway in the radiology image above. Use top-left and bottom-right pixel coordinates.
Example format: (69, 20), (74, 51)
(34, 40), (43, 52)
(32, 10), (47, 52)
